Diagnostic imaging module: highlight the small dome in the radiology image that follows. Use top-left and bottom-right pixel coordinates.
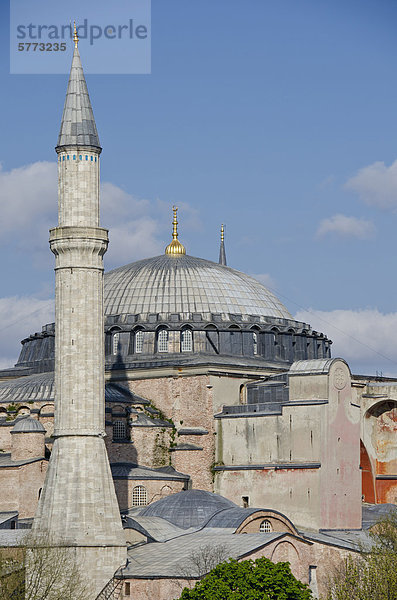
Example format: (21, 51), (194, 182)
(138, 489), (237, 529)
(11, 417), (46, 434)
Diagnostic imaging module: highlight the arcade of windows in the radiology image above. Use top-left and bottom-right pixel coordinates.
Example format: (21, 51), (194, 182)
(111, 330), (263, 356)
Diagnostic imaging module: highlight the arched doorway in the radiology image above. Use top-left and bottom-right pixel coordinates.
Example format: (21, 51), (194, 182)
(360, 440), (375, 503)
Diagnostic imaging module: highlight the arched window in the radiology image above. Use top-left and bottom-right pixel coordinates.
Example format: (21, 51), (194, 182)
(253, 332), (258, 355)
(157, 329), (169, 353)
(132, 485), (147, 506)
(259, 519), (272, 533)
(181, 328), (193, 352)
(113, 420), (127, 441)
(135, 330), (144, 353)
(112, 332), (120, 356)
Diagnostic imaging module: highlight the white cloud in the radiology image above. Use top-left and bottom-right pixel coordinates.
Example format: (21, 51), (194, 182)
(0, 296), (54, 369)
(250, 273), (277, 290)
(295, 308), (397, 375)
(345, 159), (397, 210)
(0, 161), (201, 270)
(316, 214), (375, 239)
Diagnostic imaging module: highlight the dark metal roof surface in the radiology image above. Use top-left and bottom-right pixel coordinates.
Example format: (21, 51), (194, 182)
(56, 46), (101, 149)
(138, 490), (237, 529)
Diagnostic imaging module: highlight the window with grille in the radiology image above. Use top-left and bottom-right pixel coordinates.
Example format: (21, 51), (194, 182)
(253, 332), (258, 355)
(135, 330), (144, 353)
(132, 485), (147, 506)
(158, 329), (169, 352)
(181, 329), (193, 352)
(259, 519), (272, 533)
(112, 332), (120, 355)
(113, 420), (126, 440)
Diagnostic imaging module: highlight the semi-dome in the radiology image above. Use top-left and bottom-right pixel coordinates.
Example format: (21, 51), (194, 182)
(104, 255), (292, 320)
(138, 489), (237, 529)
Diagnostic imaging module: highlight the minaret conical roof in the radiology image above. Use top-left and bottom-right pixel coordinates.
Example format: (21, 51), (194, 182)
(56, 46), (101, 151)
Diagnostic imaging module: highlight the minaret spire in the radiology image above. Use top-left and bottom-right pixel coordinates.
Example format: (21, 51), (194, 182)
(56, 28), (100, 151)
(219, 223), (227, 266)
(32, 41), (126, 597)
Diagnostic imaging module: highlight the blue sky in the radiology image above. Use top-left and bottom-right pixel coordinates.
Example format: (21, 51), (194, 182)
(1, 0), (397, 374)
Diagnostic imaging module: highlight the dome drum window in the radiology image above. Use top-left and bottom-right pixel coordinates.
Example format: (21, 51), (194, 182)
(253, 332), (258, 355)
(135, 330), (144, 353)
(112, 332), (121, 356)
(157, 329), (169, 353)
(181, 329), (193, 352)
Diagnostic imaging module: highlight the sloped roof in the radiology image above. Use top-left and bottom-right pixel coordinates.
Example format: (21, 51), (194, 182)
(56, 46), (101, 150)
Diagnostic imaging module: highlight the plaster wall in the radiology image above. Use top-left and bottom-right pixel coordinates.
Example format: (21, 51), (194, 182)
(216, 408), (321, 466)
(318, 361), (361, 529)
(215, 468), (320, 530)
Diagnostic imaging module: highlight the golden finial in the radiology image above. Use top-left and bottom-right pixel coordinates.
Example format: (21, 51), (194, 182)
(172, 206), (178, 240)
(165, 206), (186, 256)
(221, 224), (225, 242)
(73, 21), (79, 48)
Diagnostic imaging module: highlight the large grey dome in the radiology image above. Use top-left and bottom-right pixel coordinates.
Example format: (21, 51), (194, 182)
(104, 255), (291, 320)
(138, 489), (237, 529)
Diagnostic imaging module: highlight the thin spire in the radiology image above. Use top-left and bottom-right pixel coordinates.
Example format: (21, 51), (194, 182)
(219, 224), (227, 266)
(56, 35), (101, 151)
(165, 206), (186, 255)
(172, 206), (178, 240)
(73, 21), (79, 48)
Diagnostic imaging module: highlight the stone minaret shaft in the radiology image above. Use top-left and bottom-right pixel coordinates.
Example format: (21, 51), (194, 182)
(32, 38), (126, 597)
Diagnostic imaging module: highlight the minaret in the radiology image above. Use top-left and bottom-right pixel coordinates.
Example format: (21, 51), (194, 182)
(31, 25), (126, 597)
(219, 224), (227, 265)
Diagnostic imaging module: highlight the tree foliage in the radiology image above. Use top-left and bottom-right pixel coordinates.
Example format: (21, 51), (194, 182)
(325, 510), (397, 600)
(0, 532), (87, 600)
(177, 556), (312, 600)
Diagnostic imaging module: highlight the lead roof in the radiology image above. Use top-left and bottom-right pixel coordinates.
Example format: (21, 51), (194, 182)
(56, 46), (101, 150)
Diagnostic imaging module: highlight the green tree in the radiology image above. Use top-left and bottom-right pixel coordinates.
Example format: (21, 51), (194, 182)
(177, 556), (312, 600)
(325, 510), (397, 600)
(0, 532), (87, 600)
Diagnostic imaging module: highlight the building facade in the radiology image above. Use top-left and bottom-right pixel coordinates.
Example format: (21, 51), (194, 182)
(0, 37), (396, 600)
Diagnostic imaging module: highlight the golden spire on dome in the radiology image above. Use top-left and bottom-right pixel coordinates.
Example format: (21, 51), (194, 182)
(165, 206), (186, 255)
(221, 224), (224, 242)
(73, 21), (79, 48)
